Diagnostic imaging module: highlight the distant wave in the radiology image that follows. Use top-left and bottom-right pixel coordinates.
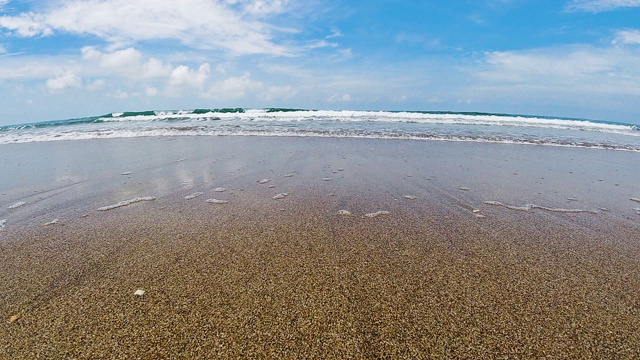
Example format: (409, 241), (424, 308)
(1, 108), (638, 151)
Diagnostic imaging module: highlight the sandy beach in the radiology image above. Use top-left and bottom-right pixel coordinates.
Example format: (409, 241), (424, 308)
(1, 136), (639, 358)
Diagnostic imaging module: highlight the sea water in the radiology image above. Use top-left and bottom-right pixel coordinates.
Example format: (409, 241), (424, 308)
(0, 108), (638, 151)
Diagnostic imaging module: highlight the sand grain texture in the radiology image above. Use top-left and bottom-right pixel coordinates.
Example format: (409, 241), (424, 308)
(1, 137), (639, 359)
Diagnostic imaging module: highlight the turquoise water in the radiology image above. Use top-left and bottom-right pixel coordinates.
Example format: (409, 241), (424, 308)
(1, 108), (639, 151)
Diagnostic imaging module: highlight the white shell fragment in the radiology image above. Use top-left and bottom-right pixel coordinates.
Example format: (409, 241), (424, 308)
(273, 193), (289, 200)
(206, 199), (229, 204)
(120, 172), (132, 175)
(337, 210), (352, 216)
(257, 179), (270, 184)
(134, 289), (145, 296)
(631, 198), (640, 203)
(214, 188), (226, 192)
(403, 195), (417, 200)
(43, 219), (59, 226)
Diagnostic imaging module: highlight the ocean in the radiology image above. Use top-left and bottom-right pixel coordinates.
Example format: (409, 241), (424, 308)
(1, 108), (639, 151)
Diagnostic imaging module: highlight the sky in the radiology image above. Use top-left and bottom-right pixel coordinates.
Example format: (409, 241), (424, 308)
(1, 0), (640, 125)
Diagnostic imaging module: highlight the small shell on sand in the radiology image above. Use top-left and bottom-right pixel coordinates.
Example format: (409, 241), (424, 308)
(120, 172), (132, 175)
(322, 178), (333, 181)
(459, 187), (470, 191)
(43, 219), (59, 226)
(257, 179), (270, 184)
(273, 193), (289, 200)
(283, 174), (294, 178)
(206, 199), (229, 204)
(9, 314), (21, 323)
(337, 210), (352, 216)
(214, 188), (226, 192)
(403, 195), (417, 200)
(134, 289), (145, 296)
(631, 198), (640, 203)
(472, 209), (481, 213)
(364, 211), (390, 218)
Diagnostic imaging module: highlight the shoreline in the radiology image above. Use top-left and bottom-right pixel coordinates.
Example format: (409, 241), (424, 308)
(1, 136), (639, 358)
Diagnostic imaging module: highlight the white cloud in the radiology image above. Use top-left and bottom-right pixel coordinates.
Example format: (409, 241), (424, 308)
(0, 0), (289, 55)
(0, 13), (53, 37)
(87, 79), (105, 91)
(565, 0), (640, 12)
(259, 85), (297, 101)
(477, 45), (640, 95)
(46, 70), (82, 91)
(168, 64), (211, 89)
(241, 0), (288, 16)
(613, 29), (640, 45)
(305, 40), (338, 50)
(145, 87), (158, 96)
(205, 73), (263, 99)
(111, 89), (128, 99)
(81, 47), (173, 79)
(326, 29), (342, 39)
(327, 93), (352, 102)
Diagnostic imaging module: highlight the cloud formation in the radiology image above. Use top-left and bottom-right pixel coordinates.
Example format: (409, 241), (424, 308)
(613, 29), (640, 44)
(0, 0), (290, 55)
(206, 73), (263, 99)
(46, 70), (82, 92)
(478, 45), (640, 95)
(565, 0), (640, 12)
(81, 47), (174, 79)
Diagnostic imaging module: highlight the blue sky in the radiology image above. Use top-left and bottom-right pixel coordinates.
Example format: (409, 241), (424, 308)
(1, 0), (639, 125)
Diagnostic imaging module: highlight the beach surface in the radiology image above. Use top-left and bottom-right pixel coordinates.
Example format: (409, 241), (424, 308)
(1, 136), (639, 358)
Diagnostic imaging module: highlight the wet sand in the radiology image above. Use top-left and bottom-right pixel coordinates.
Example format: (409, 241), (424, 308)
(1, 137), (640, 358)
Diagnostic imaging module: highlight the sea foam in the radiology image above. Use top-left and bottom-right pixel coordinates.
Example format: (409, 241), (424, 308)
(97, 197), (156, 211)
(8, 201), (26, 209)
(184, 192), (204, 200)
(206, 198), (229, 204)
(0, 219), (6, 230)
(484, 201), (598, 214)
(365, 211), (390, 218)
